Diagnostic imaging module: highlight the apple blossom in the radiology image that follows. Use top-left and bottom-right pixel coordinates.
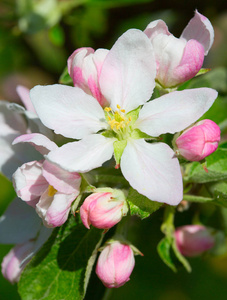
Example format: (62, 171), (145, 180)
(144, 10), (214, 88)
(0, 198), (52, 283)
(95, 240), (135, 288)
(175, 119), (220, 161)
(80, 189), (128, 229)
(175, 225), (215, 257)
(29, 29), (217, 206)
(12, 133), (81, 227)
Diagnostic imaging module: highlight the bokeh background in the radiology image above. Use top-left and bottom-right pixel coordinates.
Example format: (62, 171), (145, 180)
(1, 0), (227, 299)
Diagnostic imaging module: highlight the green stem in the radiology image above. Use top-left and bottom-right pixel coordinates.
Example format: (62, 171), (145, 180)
(102, 287), (113, 300)
(161, 205), (175, 237)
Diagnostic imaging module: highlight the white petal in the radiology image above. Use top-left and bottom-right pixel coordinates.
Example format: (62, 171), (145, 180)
(30, 84), (107, 139)
(0, 198), (42, 244)
(13, 133), (58, 155)
(47, 134), (114, 172)
(180, 10), (214, 55)
(99, 29), (156, 112)
(121, 139), (183, 205)
(136, 88), (218, 137)
(144, 19), (171, 40)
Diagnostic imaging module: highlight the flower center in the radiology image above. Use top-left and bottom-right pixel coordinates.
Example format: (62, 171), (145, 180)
(48, 185), (57, 197)
(104, 105), (132, 140)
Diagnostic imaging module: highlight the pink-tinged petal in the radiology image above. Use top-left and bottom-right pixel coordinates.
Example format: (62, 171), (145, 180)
(68, 47), (94, 87)
(47, 134), (114, 173)
(93, 49), (109, 78)
(30, 84), (107, 139)
(121, 139), (183, 205)
(99, 29), (156, 112)
(144, 19), (171, 40)
(150, 34), (186, 87)
(13, 161), (48, 202)
(42, 160), (81, 194)
(2, 241), (35, 284)
(0, 198), (42, 244)
(36, 190), (76, 227)
(173, 39), (204, 85)
(68, 48), (108, 107)
(16, 85), (36, 113)
(136, 88), (218, 137)
(13, 133), (58, 155)
(180, 10), (214, 55)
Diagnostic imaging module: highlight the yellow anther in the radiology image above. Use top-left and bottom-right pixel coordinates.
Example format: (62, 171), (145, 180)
(48, 185), (57, 197)
(117, 104), (121, 109)
(128, 116), (132, 121)
(107, 116), (111, 121)
(104, 107), (111, 112)
(121, 109), (125, 113)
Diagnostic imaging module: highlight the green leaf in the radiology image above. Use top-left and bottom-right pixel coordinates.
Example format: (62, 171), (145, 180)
(158, 206), (191, 272)
(184, 148), (227, 183)
(195, 68), (211, 77)
(18, 215), (104, 300)
(59, 66), (73, 85)
(127, 188), (162, 219)
(113, 140), (127, 165)
(157, 237), (176, 272)
(127, 200), (150, 219)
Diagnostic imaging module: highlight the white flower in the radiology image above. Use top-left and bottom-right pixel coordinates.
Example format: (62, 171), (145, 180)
(29, 29), (217, 205)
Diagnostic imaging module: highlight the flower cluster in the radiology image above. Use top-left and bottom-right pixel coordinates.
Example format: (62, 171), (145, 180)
(0, 10), (221, 289)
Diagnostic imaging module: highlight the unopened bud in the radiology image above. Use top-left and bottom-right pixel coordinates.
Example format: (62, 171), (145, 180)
(175, 225), (215, 257)
(80, 189), (128, 229)
(175, 119), (220, 161)
(95, 240), (135, 288)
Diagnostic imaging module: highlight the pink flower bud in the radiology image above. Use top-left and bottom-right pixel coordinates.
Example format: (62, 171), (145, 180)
(96, 241), (135, 288)
(175, 119), (220, 161)
(1, 241), (35, 284)
(175, 225), (215, 257)
(80, 189), (128, 229)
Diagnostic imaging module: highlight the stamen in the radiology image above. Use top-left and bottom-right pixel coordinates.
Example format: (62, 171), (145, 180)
(104, 104), (132, 136)
(48, 185), (57, 197)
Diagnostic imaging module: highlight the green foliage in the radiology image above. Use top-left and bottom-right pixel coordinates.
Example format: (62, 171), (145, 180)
(59, 66), (73, 85)
(18, 215), (104, 300)
(157, 206), (191, 272)
(184, 147), (227, 183)
(127, 188), (162, 219)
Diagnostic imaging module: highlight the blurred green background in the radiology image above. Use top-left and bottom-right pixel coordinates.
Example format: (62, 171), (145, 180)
(1, 0), (227, 299)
